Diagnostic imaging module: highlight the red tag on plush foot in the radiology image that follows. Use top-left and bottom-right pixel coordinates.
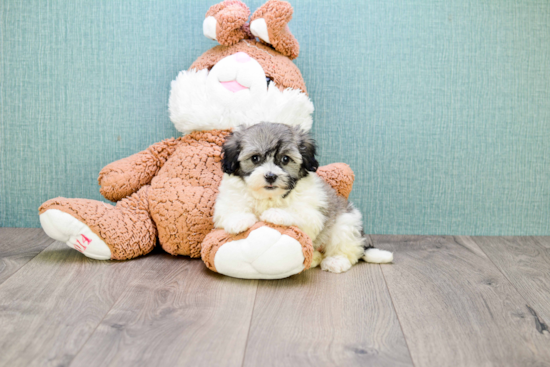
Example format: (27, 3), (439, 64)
(74, 234), (92, 252)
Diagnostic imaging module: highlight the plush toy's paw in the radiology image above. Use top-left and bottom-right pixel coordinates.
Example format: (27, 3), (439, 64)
(40, 209), (112, 260)
(201, 222), (313, 279)
(320, 256), (352, 274)
(204, 0), (253, 46)
(259, 208), (294, 226)
(250, 0), (299, 59)
(221, 213), (258, 234)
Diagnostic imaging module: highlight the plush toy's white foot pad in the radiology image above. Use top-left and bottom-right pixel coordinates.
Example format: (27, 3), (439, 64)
(363, 248), (393, 263)
(321, 256), (352, 274)
(214, 226), (305, 279)
(40, 209), (111, 260)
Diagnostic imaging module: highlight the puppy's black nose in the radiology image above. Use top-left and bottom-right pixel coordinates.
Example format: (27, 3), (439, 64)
(264, 172), (278, 184)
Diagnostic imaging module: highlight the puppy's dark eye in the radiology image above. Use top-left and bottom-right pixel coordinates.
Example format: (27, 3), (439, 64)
(282, 155), (290, 165)
(251, 155), (260, 163)
(266, 76), (274, 85)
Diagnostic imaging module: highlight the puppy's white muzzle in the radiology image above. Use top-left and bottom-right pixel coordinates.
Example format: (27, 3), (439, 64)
(245, 162), (287, 199)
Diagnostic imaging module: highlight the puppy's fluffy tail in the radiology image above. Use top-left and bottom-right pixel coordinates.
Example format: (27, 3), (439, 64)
(361, 234), (393, 263)
(363, 248), (393, 263)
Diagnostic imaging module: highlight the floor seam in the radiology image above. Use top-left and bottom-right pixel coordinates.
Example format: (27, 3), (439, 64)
(369, 234), (416, 366)
(379, 264), (417, 367)
(240, 280), (259, 367)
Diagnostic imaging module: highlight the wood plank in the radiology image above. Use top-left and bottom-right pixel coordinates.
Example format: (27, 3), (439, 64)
(375, 235), (550, 367)
(0, 241), (153, 367)
(472, 236), (550, 324)
(69, 255), (258, 367)
(243, 262), (413, 367)
(534, 237), (550, 250)
(0, 228), (55, 285)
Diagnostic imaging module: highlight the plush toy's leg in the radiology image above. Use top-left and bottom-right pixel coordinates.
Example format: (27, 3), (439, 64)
(201, 222), (313, 279)
(38, 186), (156, 260)
(250, 0), (300, 59)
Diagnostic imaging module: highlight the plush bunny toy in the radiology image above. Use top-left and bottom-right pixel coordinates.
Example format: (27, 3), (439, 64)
(39, 0), (355, 279)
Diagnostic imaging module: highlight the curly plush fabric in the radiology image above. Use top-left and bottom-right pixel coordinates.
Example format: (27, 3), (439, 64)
(148, 130), (230, 257)
(39, 186), (157, 260)
(251, 0), (300, 59)
(201, 221), (313, 273)
(98, 138), (184, 202)
(206, 0), (254, 46)
(190, 40), (306, 94)
(41, 130), (230, 260)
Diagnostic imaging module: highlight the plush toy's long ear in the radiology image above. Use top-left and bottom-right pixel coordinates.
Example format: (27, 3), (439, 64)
(203, 0), (254, 46)
(250, 0), (300, 59)
(221, 132), (242, 175)
(295, 127), (318, 173)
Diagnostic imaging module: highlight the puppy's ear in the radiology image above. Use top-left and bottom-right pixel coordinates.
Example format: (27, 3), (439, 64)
(221, 132), (241, 175)
(296, 128), (319, 173)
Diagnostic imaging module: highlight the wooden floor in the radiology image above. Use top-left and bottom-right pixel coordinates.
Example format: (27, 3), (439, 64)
(1, 229), (549, 367)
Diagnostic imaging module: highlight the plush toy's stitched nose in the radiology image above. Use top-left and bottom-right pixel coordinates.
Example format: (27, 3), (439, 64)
(264, 173), (277, 184)
(234, 52), (251, 63)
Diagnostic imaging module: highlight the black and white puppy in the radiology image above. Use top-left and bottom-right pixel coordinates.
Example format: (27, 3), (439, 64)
(214, 122), (393, 273)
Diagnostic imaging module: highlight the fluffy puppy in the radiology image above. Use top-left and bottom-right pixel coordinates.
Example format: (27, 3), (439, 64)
(214, 122), (393, 273)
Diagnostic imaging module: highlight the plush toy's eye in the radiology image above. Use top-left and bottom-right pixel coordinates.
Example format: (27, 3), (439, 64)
(266, 76), (274, 85)
(282, 155), (290, 165)
(251, 155), (260, 163)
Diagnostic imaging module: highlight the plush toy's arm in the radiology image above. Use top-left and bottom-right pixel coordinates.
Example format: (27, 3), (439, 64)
(317, 163), (355, 199)
(98, 138), (183, 202)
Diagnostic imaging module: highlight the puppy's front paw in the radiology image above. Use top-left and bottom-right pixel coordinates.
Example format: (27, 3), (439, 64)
(260, 208), (294, 226)
(222, 213), (258, 234)
(321, 256), (352, 274)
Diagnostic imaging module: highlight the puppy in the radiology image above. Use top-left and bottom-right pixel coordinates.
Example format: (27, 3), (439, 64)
(214, 122), (393, 273)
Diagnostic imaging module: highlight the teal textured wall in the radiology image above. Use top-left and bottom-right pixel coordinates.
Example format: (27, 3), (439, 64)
(1, 0), (549, 234)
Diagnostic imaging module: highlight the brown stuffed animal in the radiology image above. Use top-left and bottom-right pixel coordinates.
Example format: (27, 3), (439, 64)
(38, 0), (355, 279)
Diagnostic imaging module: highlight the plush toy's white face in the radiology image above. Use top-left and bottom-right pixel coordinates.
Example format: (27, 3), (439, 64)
(206, 52), (269, 108)
(168, 51), (314, 135)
